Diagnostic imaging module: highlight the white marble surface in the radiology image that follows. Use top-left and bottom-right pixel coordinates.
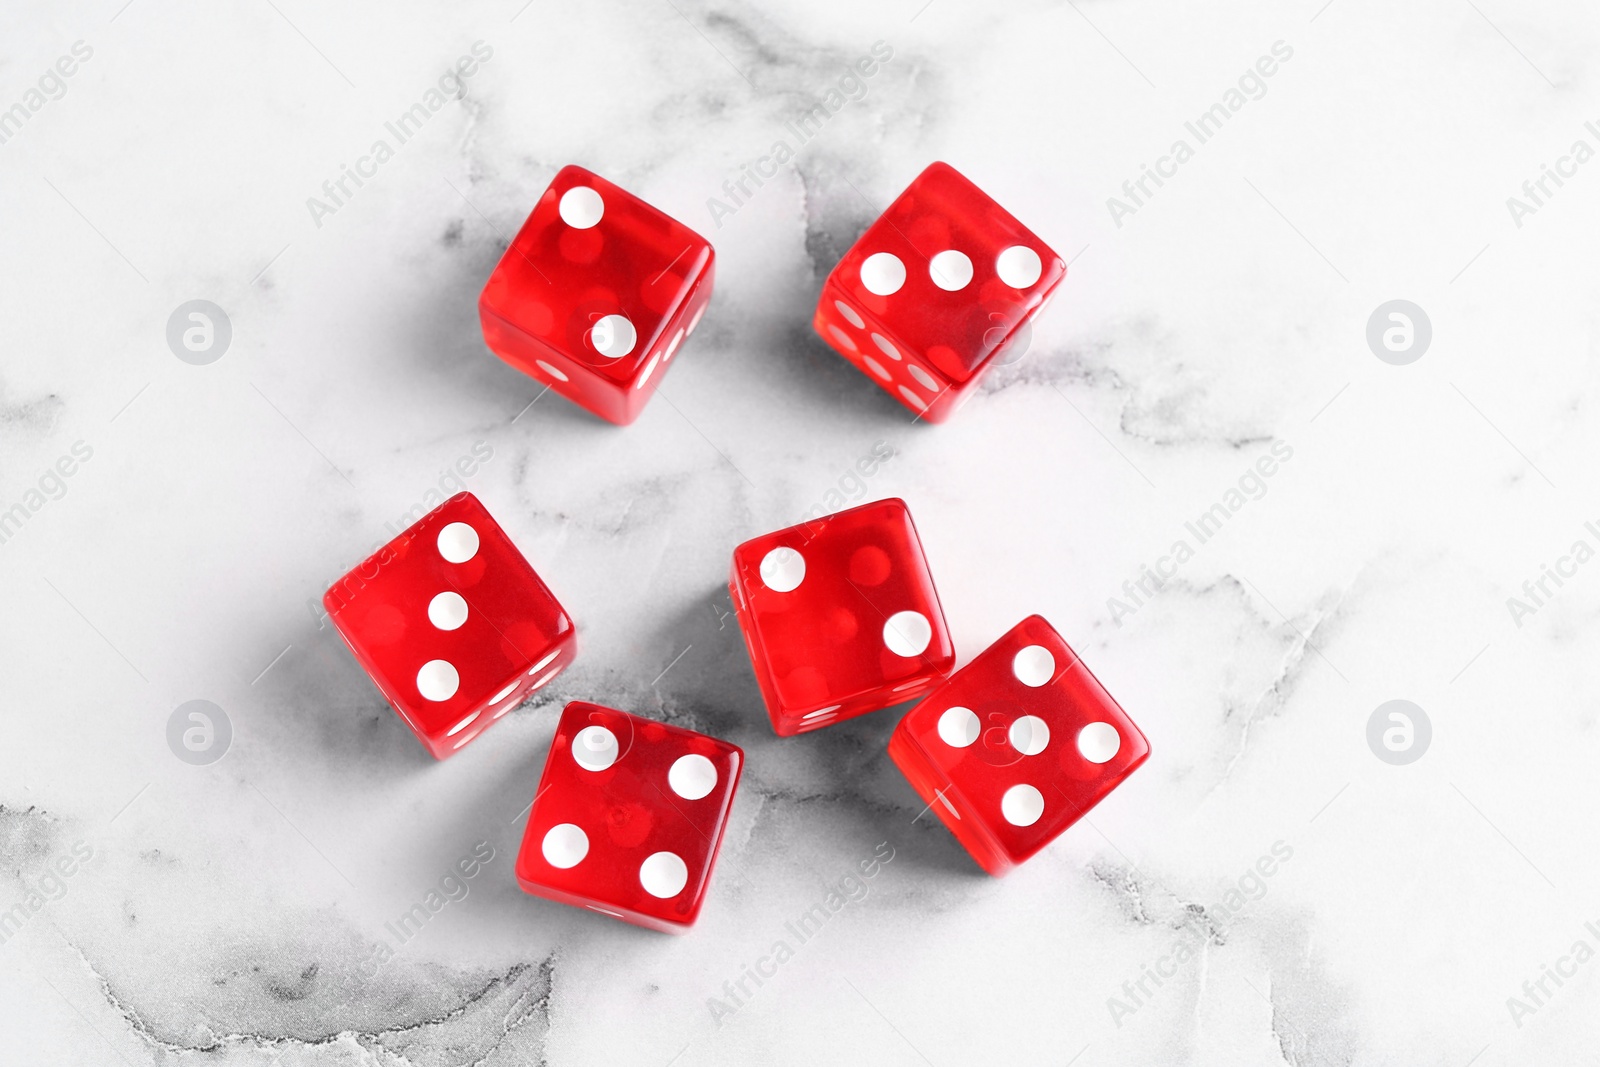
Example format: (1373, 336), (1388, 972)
(4, 0), (1600, 1062)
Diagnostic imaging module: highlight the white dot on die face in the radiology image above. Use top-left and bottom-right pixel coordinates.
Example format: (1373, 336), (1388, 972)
(535, 359), (569, 382)
(803, 705), (841, 720)
(635, 352), (662, 389)
(437, 522), (479, 563)
(417, 660), (459, 701)
(1009, 715), (1050, 756)
(1013, 645), (1055, 687)
(871, 333), (901, 360)
(446, 709), (481, 737)
(883, 610), (932, 657)
(489, 681), (518, 705)
(665, 329), (684, 361)
(860, 252), (906, 296)
(827, 324), (858, 351)
(527, 649), (561, 676)
(834, 300), (866, 329)
(907, 364), (938, 391)
(938, 706), (980, 748)
(639, 851), (689, 898)
(526, 666), (561, 692)
(590, 314), (636, 359)
(1002, 784), (1045, 826)
(668, 754), (719, 800)
(863, 355), (891, 381)
(1078, 721), (1122, 763)
(428, 591), (468, 631)
(929, 249), (973, 291)
(571, 725), (619, 772)
(760, 546), (805, 592)
(542, 823), (589, 868)
(558, 186), (604, 229)
(897, 385), (928, 412)
(997, 245), (1043, 288)
(688, 304), (707, 335)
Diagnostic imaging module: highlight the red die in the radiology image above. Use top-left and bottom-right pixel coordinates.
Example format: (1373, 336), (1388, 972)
(814, 162), (1064, 422)
(324, 493), (575, 759)
(730, 498), (955, 736)
(515, 701), (742, 932)
(479, 164), (714, 426)
(889, 616), (1149, 875)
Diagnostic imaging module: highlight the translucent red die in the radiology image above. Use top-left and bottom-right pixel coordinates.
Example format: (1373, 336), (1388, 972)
(515, 701), (743, 932)
(730, 498), (955, 736)
(814, 161), (1065, 422)
(479, 164), (714, 426)
(888, 616), (1149, 875)
(323, 492), (575, 759)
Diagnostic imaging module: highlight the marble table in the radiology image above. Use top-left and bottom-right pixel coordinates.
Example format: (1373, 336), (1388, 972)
(2, 0), (1597, 1062)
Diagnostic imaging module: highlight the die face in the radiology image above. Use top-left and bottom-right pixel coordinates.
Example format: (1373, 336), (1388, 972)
(812, 294), (975, 423)
(515, 702), (742, 932)
(479, 164), (714, 425)
(730, 498), (955, 734)
(817, 162), (1063, 419)
(324, 493), (575, 758)
(889, 615), (1149, 875)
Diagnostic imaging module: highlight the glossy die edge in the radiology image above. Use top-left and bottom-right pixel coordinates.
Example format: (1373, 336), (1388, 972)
(728, 545), (793, 735)
(675, 737), (743, 930)
(321, 493), (470, 758)
(887, 686), (1017, 877)
(426, 494), (575, 757)
(616, 243), (715, 427)
(475, 167), (622, 425)
(892, 499), (957, 681)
